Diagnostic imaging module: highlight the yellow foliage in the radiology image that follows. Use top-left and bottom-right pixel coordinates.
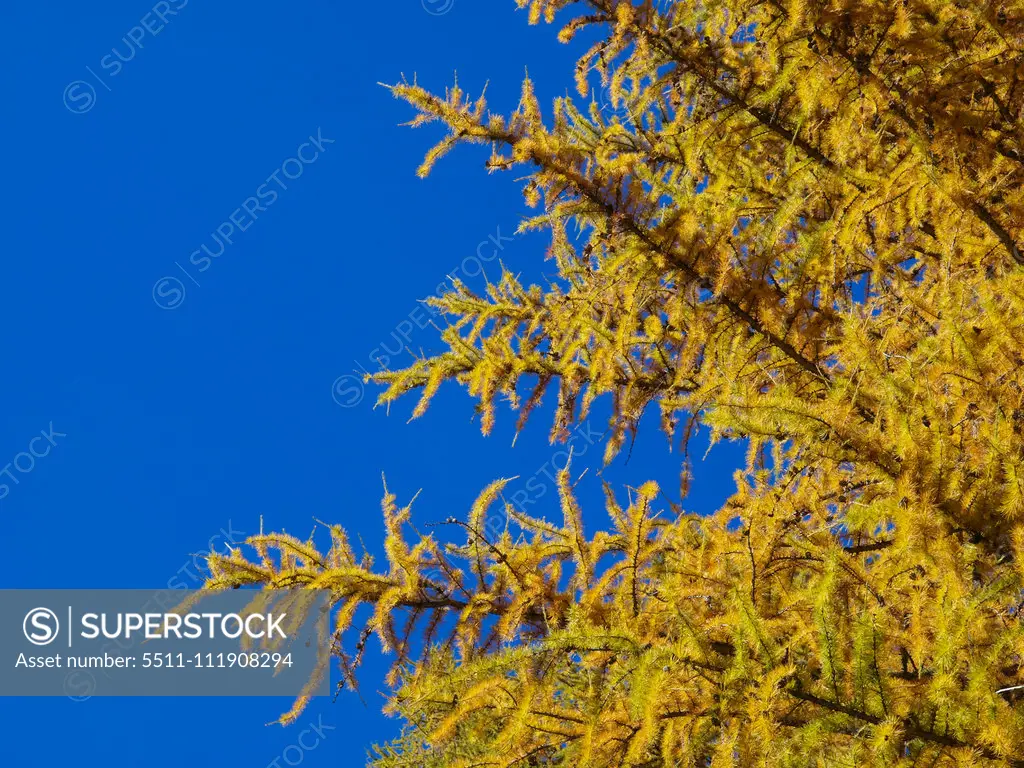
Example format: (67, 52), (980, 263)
(203, 1), (1024, 765)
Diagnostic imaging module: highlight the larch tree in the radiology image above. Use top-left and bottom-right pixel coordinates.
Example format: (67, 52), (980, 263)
(203, 1), (1024, 765)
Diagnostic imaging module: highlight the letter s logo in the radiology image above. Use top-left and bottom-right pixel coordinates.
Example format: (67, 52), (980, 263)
(152, 277), (185, 310)
(63, 81), (97, 114)
(23, 608), (60, 646)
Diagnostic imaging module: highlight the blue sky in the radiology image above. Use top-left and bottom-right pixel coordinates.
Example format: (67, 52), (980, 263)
(0, 2), (744, 764)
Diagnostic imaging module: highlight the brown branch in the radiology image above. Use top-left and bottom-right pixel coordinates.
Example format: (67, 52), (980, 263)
(843, 539), (893, 554)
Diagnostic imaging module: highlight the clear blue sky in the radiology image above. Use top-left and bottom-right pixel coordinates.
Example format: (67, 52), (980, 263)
(1, 2), (744, 764)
